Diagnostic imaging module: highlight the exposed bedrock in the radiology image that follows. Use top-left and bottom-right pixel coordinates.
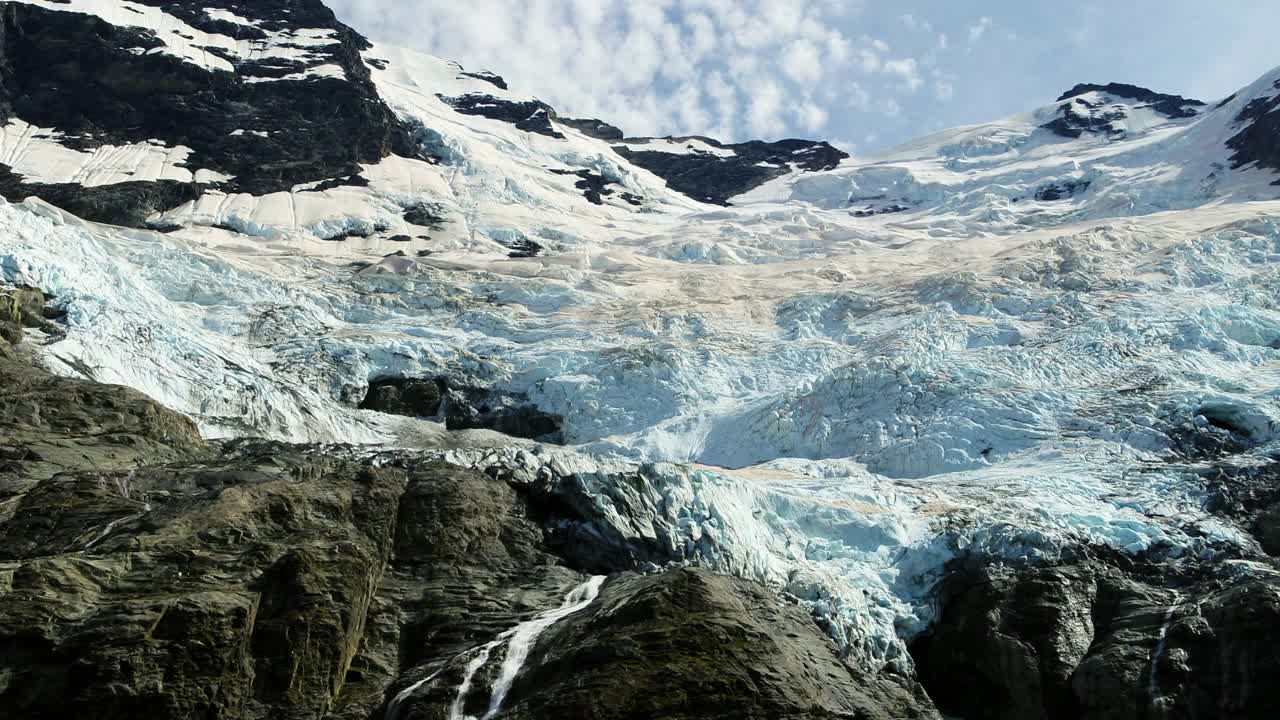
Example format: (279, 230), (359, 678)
(1227, 79), (1280, 181)
(912, 559), (1280, 720)
(0, 1), (419, 226)
(613, 137), (847, 205)
(358, 378), (443, 418)
(359, 376), (563, 442)
(490, 568), (939, 720)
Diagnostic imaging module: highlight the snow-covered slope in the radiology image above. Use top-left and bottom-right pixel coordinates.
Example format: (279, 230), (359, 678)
(740, 69), (1280, 235)
(1, 0), (1279, 680)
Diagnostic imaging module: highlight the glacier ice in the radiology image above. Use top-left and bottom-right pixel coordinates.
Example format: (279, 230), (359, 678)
(4, 57), (1280, 678)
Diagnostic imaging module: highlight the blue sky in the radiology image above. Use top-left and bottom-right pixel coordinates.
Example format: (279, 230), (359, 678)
(330, 0), (1278, 154)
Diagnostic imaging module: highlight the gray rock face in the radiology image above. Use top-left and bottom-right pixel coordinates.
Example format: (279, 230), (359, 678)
(496, 568), (939, 720)
(1227, 80), (1280, 183)
(359, 378), (444, 418)
(913, 560), (1280, 720)
(612, 136), (848, 205)
(0, 0), (420, 226)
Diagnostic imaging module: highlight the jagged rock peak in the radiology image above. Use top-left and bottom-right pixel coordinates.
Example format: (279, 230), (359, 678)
(0, 0), (419, 225)
(1056, 82), (1207, 116)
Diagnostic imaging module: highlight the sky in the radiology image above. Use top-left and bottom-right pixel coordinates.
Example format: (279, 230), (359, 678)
(329, 0), (1279, 154)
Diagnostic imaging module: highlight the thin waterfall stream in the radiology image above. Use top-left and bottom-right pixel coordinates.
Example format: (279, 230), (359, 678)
(385, 575), (607, 720)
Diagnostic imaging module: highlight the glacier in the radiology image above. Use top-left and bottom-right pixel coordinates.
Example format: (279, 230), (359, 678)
(1, 23), (1279, 676)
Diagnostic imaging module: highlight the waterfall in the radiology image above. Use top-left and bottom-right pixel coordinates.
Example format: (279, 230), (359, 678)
(449, 639), (505, 720)
(385, 668), (444, 720)
(385, 575), (606, 720)
(482, 575), (607, 719)
(1148, 591), (1182, 714)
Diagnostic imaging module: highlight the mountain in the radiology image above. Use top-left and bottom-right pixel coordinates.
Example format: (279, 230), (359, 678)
(1, 1), (1279, 719)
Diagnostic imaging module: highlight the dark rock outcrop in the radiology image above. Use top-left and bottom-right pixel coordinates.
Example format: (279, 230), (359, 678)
(852, 203), (909, 217)
(441, 383), (562, 442)
(0, 0), (419, 226)
(459, 70), (508, 91)
(1056, 83), (1206, 118)
(550, 168), (619, 205)
(613, 137), (847, 205)
(1042, 102), (1133, 139)
(1226, 81), (1280, 182)
(402, 202), (448, 230)
(438, 93), (565, 139)
(0, 167), (206, 228)
(359, 378), (443, 417)
(496, 568), (940, 720)
(1258, 502), (1280, 556)
(356, 376), (562, 442)
(1035, 179), (1092, 201)
(505, 238), (544, 258)
(559, 117), (625, 141)
(1042, 84), (1203, 140)
(913, 559), (1280, 720)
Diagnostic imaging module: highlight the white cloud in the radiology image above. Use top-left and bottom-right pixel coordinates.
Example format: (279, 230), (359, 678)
(898, 13), (933, 33)
(781, 39), (824, 86)
(968, 16), (993, 44)
(746, 78), (787, 137)
(858, 48), (882, 73)
(328, 0), (951, 143)
(935, 80), (955, 101)
(883, 58), (924, 93)
(845, 82), (872, 111)
(795, 101), (829, 132)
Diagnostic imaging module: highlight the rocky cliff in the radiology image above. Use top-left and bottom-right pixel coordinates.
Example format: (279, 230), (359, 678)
(0, 285), (938, 719)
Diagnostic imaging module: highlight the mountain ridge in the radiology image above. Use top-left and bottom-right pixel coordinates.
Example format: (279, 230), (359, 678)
(0, 2), (1278, 719)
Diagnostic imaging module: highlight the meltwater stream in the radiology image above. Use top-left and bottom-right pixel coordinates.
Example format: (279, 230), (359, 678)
(1148, 591), (1183, 716)
(481, 575), (608, 718)
(385, 576), (607, 720)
